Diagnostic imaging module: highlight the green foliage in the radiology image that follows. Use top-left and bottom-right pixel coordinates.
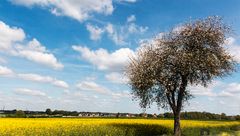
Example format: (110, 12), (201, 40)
(126, 16), (236, 135)
(109, 123), (171, 136)
(45, 108), (52, 115)
(163, 111), (239, 120)
(15, 110), (26, 118)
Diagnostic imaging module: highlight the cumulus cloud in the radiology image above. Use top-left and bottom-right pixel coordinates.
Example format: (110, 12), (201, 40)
(104, 23), (126, 45)
(0, 65), (68, 89)
(76, 80), (131, 100)
(105, 23), (114, 34)
(86, 24), (105, 40)
(190, 81), (240, 97)
(105, 72), (128, 84)
(72, 46), (135, 71)
(106, 15), (148, 45)
(217, 91), (234, 97)
(111, 90), (131, 99)
(10, 0), (114, 22)
(17, 73), (69, 89)
(225, 37), (240, 63)
(14, 88), (46, 97)
(72, 45), (135, 86)
(76, 81), (111, 94)
(220, 83), (240, 94)
(127, 15), (136, 23)
(190, 84), (217, 97)
(0, 21), (63, 70)
(0, 65), (14, 76)
(85, 15), (148, 45)
(0, 21), (25, 50)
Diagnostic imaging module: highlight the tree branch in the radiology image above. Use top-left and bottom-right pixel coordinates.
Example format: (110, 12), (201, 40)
(166, 92), (176, 114)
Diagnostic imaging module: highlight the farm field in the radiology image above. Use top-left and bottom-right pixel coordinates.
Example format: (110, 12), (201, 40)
(0, 118), (239, 136)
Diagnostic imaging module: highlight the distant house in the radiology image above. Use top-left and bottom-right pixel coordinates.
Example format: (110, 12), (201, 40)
(153, 113), (157, 118)
(140, 113), (148, 118)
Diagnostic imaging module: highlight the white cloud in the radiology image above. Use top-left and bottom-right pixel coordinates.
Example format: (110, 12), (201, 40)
(118, 0), (137, 3)
(16, 48), (64, 70)
(75, 80), (131, 100)
(127, 15), (136, 23)
(17, 73), (69, 89)
(0, 21), (25, 50)
(219, 100), (225, 105)
(0, 21), (63, 70)
(105, 23), (127, 45)
(0, 57), (7, 64)
(86, 22), (127, 44)
(72, 46), (135, 71)
(52, 80), (69, 89)
(105, 23), (114, 34)
(0, 65), (14, 76)
(85, 15), (148, 45)
(218, 91), (234, 97)
(10, 0), (114, 22)
(128, 23), (148, 34)
(225, 37), (235, 46)
(0, 66), (68, 89)
(186, 101), (205, 111)
(85, 75), (97, 81)
(14, 88), (46, 97)
(107, 28), (128, 45)
(86, 24), (105, 40)
(220, 83), (240, 94)
(105, 15), (148, 45)
(76, 81), (110, 94)
(225, 37), (240, 63)
(111, 90), (131, 99)
(190, 84), (217, 97)
(190, 80), (240, 97)
(105, 72), (128, 84)
(190, 81), (220, 97)
(9, 0), (50, 7)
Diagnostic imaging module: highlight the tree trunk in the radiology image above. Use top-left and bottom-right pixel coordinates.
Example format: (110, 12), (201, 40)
(174, 112), (181, 136)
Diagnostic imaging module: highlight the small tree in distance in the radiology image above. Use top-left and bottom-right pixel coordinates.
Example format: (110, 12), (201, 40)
(15, 110), (26, 118)
(126, 16), (235, 136)
(46, 108), (52, 115)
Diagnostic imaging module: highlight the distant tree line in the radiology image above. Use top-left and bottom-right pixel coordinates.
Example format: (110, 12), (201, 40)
(0, 109), (239, 120)
(161, 112), (240, 120)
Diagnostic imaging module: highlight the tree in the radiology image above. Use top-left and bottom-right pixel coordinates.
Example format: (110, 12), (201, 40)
(45, 108), (52, 115)
(15, 110), (26, 118)
(221, 113), (227, 120)
(126, 16), (235, 136)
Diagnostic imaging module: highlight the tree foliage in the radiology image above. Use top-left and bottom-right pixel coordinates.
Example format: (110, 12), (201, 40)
(126, 16), (235, 135)
(127, 16), (235, 110)
(45, 108), (52, 115)
(15, 110), (26, 118)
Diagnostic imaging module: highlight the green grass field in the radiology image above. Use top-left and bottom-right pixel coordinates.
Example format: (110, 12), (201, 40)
(0, 118), (239, 136)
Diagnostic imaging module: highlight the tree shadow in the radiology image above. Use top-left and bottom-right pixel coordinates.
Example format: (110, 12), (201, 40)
(108, 123), (172, 136)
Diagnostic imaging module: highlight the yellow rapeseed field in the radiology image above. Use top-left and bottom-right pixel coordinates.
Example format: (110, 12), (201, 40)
(0, 118), (239, 136)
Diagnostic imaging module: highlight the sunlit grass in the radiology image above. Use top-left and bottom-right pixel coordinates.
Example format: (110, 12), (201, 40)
(0, 118), (239, 136)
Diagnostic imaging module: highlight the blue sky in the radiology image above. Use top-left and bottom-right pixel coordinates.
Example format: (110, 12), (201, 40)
(0, 0), (240, 115)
